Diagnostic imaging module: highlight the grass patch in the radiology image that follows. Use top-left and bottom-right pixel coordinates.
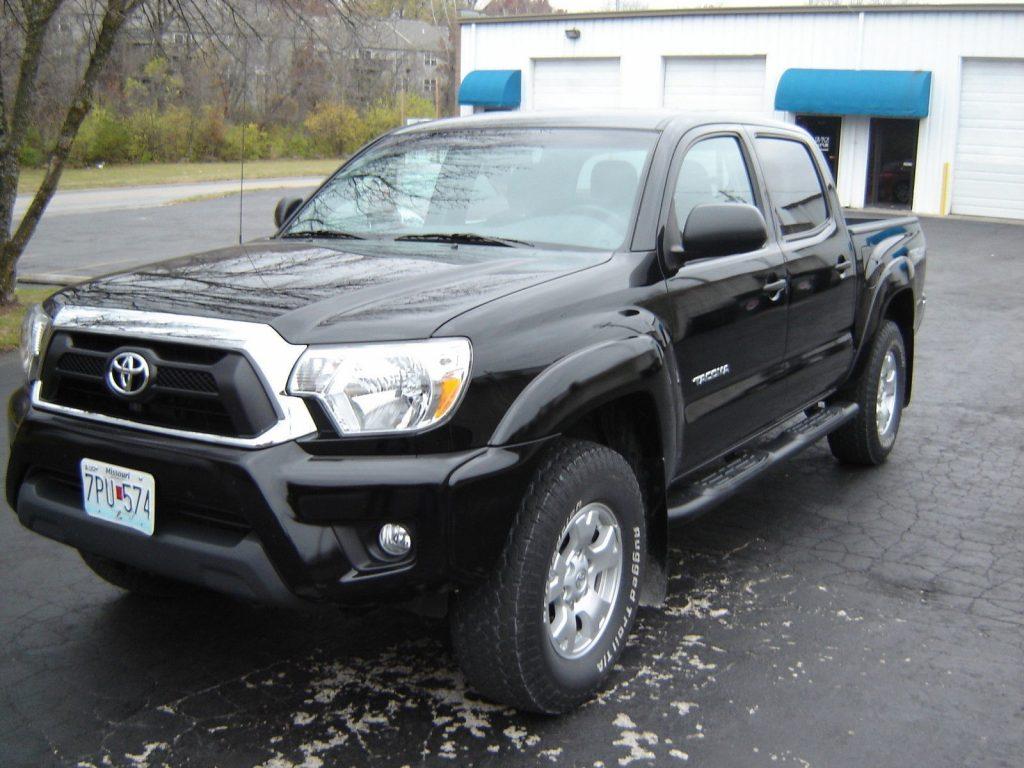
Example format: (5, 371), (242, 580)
(0, 286), (59, 352)
(18, 158), (342, 194)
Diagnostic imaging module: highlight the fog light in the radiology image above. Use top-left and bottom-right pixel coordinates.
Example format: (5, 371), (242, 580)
(378, 523), (412, 557)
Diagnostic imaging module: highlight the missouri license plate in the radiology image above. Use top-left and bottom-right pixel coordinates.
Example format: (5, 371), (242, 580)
(80, 458), (155, 536)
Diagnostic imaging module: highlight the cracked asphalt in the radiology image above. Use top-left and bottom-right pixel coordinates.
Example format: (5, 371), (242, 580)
(1, 216), (1022, 767)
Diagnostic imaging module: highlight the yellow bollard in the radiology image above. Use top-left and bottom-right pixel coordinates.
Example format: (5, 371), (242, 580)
(940, 162), (951, 215)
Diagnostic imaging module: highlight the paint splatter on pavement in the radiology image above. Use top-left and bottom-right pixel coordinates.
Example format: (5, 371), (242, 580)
(2, 220), (1021, 768)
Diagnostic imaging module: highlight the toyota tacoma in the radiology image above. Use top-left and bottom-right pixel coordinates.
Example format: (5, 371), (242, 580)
(8, 111), (926, 713)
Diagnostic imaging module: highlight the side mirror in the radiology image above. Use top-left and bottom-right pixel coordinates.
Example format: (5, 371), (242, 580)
(274, 196), (304, 229)
(681, 203), (768, 260)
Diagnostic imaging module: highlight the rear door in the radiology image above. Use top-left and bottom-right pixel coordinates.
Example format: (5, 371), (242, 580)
(750, 132), (857, 405)
(661, 129), (790, 472)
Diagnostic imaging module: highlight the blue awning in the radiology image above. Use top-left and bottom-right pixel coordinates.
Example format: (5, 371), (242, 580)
(775, 69), (932, 118)
(459, 69), (521, 108)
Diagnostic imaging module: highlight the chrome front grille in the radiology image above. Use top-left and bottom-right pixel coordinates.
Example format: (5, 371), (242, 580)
(30, 306), (318, 449)
(40, 331), (275, 438)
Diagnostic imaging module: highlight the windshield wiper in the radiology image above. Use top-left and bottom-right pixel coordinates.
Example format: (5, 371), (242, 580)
(394, 232), (532, 247)
(281, 229), (365, 240)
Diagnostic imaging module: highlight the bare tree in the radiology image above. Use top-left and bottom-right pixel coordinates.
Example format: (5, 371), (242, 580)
(0, 0), (362, 305)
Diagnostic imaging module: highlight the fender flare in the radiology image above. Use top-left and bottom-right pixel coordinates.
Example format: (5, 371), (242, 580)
(488, 333), (679, 606)
(850, 242), (920, 379)
(489, 334), (679, 466)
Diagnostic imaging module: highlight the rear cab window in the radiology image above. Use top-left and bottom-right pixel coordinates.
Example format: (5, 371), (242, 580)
(754, 137), (830, 237)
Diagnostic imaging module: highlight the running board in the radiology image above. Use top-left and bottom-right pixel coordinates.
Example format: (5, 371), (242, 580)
(667, 402), (859, 522)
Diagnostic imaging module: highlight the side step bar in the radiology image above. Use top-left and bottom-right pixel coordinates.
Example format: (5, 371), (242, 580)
(667, 402), (859, 522)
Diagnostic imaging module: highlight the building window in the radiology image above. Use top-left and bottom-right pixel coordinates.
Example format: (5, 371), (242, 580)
(796, 115), (842, 181)
(424, 53), (438, 67)
(424, 78), (437, 92)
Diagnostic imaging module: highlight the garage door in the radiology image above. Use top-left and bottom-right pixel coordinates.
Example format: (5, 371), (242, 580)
(663, 56), (767, 113)
(952, 59), (1024, 219)
(532, 58), (620, 110)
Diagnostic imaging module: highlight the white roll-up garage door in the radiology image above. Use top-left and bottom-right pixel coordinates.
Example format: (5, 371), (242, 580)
(952, 58), (1024, 219)
(532, 58), (620, 110)
(662, 56), (767, 113)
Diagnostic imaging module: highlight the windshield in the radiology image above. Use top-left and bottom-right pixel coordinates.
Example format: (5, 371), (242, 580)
(283, 128), (657, 250)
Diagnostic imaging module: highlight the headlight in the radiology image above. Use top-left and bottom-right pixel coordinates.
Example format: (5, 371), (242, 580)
(288, 338), (472, 435)
(20, 304), (51, 380)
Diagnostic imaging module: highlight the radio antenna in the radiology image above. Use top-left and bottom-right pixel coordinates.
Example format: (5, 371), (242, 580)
(238, 38), (248, 245)
(238, 120), (245, 244)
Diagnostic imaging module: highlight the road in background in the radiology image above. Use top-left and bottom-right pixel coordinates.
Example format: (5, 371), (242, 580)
(1, 218), (1021, 768)
(17, 184), (318, 283)
(13, 177), (321, 220)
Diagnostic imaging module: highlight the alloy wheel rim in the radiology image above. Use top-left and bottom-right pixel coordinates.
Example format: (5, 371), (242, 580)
(544, 502), (623, 660)
(876, 349), (900, 444)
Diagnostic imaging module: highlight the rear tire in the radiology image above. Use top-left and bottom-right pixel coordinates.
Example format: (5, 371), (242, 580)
(828, 320), (907, 466)
(79, 551), (197, 598)
(451, 439), (646, 713)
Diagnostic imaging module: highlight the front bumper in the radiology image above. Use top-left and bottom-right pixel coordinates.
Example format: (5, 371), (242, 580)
(7, 387), (550, 607)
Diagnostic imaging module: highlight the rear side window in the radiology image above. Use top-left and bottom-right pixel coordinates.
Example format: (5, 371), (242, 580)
(673, 136), (756, 230)
(755, 137), (829, 236)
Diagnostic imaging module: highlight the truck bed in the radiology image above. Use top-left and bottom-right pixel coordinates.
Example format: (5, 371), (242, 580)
(844, 212), (924, 257)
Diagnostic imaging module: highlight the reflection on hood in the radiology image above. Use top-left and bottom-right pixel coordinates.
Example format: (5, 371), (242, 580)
(56, 239), (608, 344)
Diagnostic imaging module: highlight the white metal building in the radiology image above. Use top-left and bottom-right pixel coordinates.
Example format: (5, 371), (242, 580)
(458, 4), (1024, 219)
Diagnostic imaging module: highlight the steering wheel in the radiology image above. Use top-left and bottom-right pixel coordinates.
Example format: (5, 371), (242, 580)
(560, 204), (621, 225)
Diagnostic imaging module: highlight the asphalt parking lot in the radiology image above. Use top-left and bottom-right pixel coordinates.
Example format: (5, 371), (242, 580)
(1, 216), (1021, 767)
(17, 186), (305, 282)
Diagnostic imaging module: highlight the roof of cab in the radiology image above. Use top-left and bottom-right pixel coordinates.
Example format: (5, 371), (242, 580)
(393, 109), (800, 135)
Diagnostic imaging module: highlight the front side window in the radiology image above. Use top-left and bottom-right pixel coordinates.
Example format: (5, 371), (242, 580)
(755, 137), (829, 236)
(284, 128), (657, 250)
(672, 136), (756, 231)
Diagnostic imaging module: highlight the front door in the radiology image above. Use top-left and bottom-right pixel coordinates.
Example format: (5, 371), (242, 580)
(661, 132), (790, 472)
(751, 133), (857, 403)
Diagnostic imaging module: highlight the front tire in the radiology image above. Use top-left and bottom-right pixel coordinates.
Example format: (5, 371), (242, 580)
(451, 439), (646, 713)
(828, 320), (907, 465)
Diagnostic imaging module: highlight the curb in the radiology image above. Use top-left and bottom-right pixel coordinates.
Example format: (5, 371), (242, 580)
(18, 273), (82, 287)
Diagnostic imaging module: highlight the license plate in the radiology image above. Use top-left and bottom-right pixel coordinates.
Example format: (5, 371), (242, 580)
(80, 458), (155, 536)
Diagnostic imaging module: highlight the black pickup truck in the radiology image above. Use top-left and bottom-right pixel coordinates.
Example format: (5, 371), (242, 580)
(8, 111), (926, 713)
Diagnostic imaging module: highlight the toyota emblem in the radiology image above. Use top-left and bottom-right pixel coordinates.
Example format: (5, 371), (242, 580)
(106, 352), (151, 396)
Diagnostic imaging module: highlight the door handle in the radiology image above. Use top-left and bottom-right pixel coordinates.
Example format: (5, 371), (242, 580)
(836, 254), (856, 279)
(762, 278), (788, 302)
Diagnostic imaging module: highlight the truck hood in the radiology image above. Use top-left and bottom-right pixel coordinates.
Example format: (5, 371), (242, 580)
(53, 239), (609, 344)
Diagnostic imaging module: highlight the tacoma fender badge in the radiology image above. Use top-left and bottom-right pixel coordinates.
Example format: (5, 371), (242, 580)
(692, 364), (730, 386)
